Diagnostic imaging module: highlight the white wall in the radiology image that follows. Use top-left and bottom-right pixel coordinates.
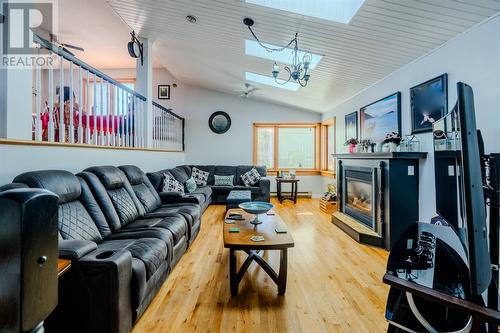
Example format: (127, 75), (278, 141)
(0, 144), (184, 185)
(322, 14), (500, 222)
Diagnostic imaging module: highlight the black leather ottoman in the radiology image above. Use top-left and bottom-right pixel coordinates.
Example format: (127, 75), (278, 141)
(226, 190), (252, 209)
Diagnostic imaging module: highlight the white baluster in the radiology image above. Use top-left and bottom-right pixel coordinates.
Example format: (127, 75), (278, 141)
(35, 63), (41, 141)
(48, 61), (54, 142)
(111, 85), (116, 146)
(78, 66), (83, 143)
(92, 73), (97, 144)
(85, 70), (90, 144)
(69, 62), (74, 144)
(100, 78), (104, 145)
(59, 57), (65, 143)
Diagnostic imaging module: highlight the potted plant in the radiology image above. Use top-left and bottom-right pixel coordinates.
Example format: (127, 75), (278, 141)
(383, 132), (402, 152)
(344, 138), (359, 154)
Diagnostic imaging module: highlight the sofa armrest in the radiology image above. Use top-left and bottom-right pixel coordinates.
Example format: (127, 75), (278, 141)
(256, 178), (271, 202)
(59, 239), (98, 260)
(159, 192), (199, 205)
(73, 249), (133, 333)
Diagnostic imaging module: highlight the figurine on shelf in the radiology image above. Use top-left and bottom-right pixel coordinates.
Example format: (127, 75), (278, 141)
(345, 138), (359, 154)
(359, 139), (376, 153)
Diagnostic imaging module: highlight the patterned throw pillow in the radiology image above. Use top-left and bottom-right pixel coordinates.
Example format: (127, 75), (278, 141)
(214, 175), (234, 186)
(241, 168), (261, 186)
(185, 177), (197, 193)
(192, 167), (209, 186)
(162, 173), (185, 195)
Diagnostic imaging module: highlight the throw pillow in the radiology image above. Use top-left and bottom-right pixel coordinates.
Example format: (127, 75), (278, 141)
(185, 177), (197, 193)
(241, 168), (261, 186)
(214, 175), (234, 186)
(192, 167), (209, 186)
(162, 173), (185, 195)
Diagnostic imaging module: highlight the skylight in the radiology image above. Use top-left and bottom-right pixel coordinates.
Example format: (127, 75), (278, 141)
(245, 72), (300, 91)
(245, 40), (322, 69)
(245, 0), (366, 24)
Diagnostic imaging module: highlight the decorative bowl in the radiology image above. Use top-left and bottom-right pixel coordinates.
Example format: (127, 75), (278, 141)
(238, 201), (274, 225)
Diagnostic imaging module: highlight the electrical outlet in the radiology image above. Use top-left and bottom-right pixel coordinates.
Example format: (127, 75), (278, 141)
(408, 165), (414, 176)
(448, 165), (455, 176)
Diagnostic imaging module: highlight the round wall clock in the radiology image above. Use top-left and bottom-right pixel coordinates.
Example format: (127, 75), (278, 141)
(209, 111), (231, 134)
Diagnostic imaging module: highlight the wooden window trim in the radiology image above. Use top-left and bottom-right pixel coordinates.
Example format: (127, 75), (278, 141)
(321, 117), (336, 177)
(253, 123), (321, 174)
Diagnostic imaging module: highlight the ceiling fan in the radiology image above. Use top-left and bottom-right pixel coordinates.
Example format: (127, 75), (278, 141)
(48, 33), (85, 56)
(237, 83), (259, 98)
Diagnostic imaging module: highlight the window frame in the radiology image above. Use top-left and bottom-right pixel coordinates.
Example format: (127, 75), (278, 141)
(320, 117), (336, 177)
(253, 123), (321, 175)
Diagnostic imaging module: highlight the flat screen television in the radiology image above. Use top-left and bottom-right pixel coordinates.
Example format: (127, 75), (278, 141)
(433, 82), (491, 295)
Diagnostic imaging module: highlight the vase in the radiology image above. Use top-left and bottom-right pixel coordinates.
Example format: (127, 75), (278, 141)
(349, 144), (356, 154)
(389, 142), (398, 152)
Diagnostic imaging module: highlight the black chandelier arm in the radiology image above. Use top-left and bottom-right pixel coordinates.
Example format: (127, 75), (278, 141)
(247, 25), (296, 52)
(273, 66), (293, 85)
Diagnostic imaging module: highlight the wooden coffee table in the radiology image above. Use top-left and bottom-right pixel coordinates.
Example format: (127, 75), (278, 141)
(223, 208), (294, 296)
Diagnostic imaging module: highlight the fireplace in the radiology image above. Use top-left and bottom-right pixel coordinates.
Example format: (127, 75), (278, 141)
(342, 167), (376, 230)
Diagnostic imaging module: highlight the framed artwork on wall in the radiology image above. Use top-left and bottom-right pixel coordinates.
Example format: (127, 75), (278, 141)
(158, 85), (170, 99)
(344, 111), (358, 141)
(410, 73), (448, 134)
(360, 92), (401, 142)
(208, 111), (231, 134)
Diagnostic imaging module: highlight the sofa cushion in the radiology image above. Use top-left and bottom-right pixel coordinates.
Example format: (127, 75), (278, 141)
(214, 175), (234, 186)
(108, 186), (140, 226)
(191, 186), (212, 200)
(58, 200), (102, 242)
(185, 177), (197, 193)
(14, 170), (81, 204)
(236, 165), (267, 185)
(97, 238), (167, 280)
(191, 167), (209, 186)
(124, 216), (187, 244)
(240, 168), (261, 186)
(211, 185), (234, 195)
(162, 173), (185, 195)
(146, 170), (168, 193)
(168, 167), (190, 184)
(214, 166), (237, 184)
(234, 185), (261, 194)
(146, 203), (201, 229)
(86, 166), (127, 190)
(119, 165), (163, 214)
(191, 165), (215, 185)
(185, 193), (205, 205)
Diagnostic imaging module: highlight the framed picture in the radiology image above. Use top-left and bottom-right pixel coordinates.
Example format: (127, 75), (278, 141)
(344, 111), (358, 141)
(158, 85), (170, 99)
(410, 73), (448, 134)
(208, 111), (231, 134)
(360, 92), (401, 142)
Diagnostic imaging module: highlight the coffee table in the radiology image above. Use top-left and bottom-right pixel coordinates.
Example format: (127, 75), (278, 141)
(223, 208), (294, 296)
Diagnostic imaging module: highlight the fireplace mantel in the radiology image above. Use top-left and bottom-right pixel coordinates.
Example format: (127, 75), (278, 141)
(333, 152), (427, 160)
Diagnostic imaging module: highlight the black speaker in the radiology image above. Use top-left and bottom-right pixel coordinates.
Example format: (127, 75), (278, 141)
(0, 189), (59, 333)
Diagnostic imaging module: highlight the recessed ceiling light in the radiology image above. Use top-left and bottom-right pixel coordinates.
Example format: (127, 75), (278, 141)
(245, 72), (300, 91)
(186, 15), (197, 23)
(245, 40), (322, 70)
(245, 0), (366, 24)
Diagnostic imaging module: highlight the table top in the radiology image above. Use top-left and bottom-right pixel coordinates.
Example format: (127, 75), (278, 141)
(223, 209), (294, 250)
(275, 177), (300, 183)
(57, 258), (71, 277)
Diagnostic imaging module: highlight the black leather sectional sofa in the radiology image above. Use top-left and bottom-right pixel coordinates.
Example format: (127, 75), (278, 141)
(0, 164), (269, 333)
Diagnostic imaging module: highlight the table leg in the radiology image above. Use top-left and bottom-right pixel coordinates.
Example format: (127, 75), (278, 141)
(293, 182), (298, 204)
(229, 249), (238, 296)
(278, 249), (288, 295)
(277, 181), (282, 203)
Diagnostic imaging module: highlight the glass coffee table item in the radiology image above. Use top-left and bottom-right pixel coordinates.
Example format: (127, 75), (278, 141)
(238, 201), (274, 225)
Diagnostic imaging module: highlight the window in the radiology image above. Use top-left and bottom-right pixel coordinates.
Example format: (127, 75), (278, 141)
(321, 118), (336, 175)
(253, 123), (320, 173)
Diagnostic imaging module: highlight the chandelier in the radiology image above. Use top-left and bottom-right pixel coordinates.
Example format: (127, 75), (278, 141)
(244, 18), (312, 87)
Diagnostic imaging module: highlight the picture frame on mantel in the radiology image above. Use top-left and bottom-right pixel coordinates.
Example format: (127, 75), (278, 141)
(410, 73), (448, 134)
(158, 85), (170, 99)
(345, 111), (358, 141)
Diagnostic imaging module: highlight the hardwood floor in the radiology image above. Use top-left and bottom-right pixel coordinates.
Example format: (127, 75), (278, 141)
(132, 198), (389, 333)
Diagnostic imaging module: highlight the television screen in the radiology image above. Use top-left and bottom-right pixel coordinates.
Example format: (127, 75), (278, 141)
(359, 92), (401, 142)
(411, 74), (448, 133)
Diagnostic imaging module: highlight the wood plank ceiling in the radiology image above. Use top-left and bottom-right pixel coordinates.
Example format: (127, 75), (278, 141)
(106, 0), (500, 112)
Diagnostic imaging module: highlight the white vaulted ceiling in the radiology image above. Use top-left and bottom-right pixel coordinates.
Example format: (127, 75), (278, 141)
(103, 0), (499, 112)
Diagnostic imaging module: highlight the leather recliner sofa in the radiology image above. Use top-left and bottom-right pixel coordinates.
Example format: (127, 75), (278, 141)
(10, 167), (201, 333)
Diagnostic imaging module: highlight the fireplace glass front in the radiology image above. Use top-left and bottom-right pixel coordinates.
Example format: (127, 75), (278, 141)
(344, 170), (374, 229)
